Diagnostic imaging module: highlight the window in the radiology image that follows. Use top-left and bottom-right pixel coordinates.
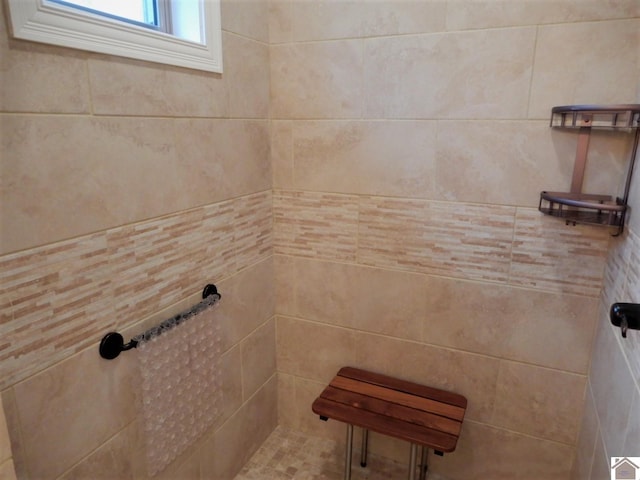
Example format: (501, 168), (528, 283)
(5, 0), (222, 73)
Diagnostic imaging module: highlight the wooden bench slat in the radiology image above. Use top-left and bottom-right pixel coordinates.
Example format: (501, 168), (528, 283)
(338, 366), (467, 409)
(330, 376), (466, 422)
(312, 397), (459, 452)
(320, 385), (462, 436)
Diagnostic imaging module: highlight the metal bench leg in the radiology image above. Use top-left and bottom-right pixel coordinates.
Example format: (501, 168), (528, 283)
(419, 446), (428, 480)
(360, 428), (369, 467)
(408, 443), (418, 480)
(344, 424), (353, 480)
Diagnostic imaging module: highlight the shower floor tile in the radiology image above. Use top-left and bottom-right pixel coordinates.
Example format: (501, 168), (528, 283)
(233, 426), (410, 480)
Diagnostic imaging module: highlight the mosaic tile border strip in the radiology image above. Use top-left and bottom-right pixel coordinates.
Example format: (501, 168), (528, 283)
(0, 191), (272, 390)
(273, 189), (610, 295)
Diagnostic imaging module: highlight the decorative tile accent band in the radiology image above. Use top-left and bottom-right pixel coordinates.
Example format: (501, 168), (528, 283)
(0, 191), (272, 390)
(273, 190), (609, 294)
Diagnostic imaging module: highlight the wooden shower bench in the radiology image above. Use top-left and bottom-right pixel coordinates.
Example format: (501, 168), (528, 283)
(312, 367), (467, 480)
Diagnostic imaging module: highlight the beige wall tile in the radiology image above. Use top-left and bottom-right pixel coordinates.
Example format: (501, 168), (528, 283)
(88, 57), (228, 117)
(269, 0), (447, 43)
(276, 316), (356, 383)
(294, 376), (346, 442)
(492, 361), (586, 444)
(277, 256), (425, 340)
(529, 19), (640, 119)
(602, 233), (633, 309)
(0, 390), (25, 479)
(364, 27), (535, 119)
(241, 318), (277, 400)
(292, 121), (437, 197)
(273, 190), (359, 261)
(510, 208), (610, 296)
(270, 1), (360, 43)
(173, 119), (271, 203)
(590, 318), (636, 457)
(1, 115), (180, 253)
(224, 33), (270, 118)
(58, 422), (140, 480)
(216, 257), (275, 351)
(590, 436), (610, 480)
(430, 420), (574, 479)
(276, 373), (297, 429)
(0, 460), (16, 480)
(423, 276), (598, 373)
(359, 196), (516, 282)
(359, 0), (447, 37)
(271, 120), (294, 189)
(12, 347), (137, 479)
(270, 40), (362, 119)
(623, 390), (640, 456)
(220, 345), (243, 424)
(0, 397), (11, 463)
(572, 383), (598, 479)
(446, 0), (640, 31)
(0, 0), (90, 114)
(436, 120), (565, 205)
(435, 120), (630, 206)
(268, 0), (292, 44)
(204, 376), (277, 480)
(273, 254), (295, 315)
(221, 0), (269, 43)
(354, 333), (500, 423)
(625, 147), (640, 233)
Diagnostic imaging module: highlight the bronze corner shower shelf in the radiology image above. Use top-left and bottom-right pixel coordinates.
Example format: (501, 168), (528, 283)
(539, 104), (640, 235)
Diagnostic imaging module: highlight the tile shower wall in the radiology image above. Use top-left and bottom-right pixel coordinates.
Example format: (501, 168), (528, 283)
(0, 0), (275, 478)
(571, 113), (640, 476)
(270, 2), (640, 479)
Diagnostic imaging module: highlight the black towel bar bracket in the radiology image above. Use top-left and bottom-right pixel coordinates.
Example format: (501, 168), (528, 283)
(610, 302), (640, 338)
(99, 284), (221, 360)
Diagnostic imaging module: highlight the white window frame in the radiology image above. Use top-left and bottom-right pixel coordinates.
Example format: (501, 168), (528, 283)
(5, 0), (222, 73)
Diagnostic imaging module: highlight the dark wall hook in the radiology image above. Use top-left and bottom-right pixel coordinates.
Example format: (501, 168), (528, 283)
(610, 303), (640, 338)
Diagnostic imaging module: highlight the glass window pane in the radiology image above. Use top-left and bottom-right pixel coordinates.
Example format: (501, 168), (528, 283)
(52, 0), (156, 26)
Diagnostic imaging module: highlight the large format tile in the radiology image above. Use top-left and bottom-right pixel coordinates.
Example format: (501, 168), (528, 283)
(423, 276), (597, 373)
(0, 0), (90, 114)
(431, 421), (574, 479)
(276, 317), (356, 383)
(1, 115), (178, 252)
(590, 318), (636, 457)
(446, 0), (640, 31)
(269, 0), (446, 43)
(88, 57), (227, 117)
(572, 383), (598, 480)
(276, 257), (425, 340)
(12, 347), (137, 479)
(241, 318), (277, 400)
(364, 27), (535, 119)
(529, 19), (640, 119)
(270, 40), (363, 119)
(292, 120), (437, 198)
(173, 119), (271, 203)
(491, 361), (586, 444)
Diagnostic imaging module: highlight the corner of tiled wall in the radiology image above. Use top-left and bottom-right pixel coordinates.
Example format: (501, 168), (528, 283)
(0, 397), (17, 480)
